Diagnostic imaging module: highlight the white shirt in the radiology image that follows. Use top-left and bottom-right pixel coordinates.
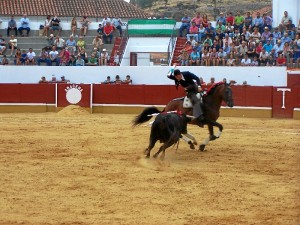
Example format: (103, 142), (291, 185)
(27, 51), (36, 60)
(49, 50), (59, 59)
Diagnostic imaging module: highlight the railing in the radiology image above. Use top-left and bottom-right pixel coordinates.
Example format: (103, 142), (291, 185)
(117, 24), (129, 65)
(167, 27), (177, 66)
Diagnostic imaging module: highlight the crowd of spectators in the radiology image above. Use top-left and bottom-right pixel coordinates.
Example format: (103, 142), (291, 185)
(102, 75), (132, 84)
(177, 11), (300, 67)
(0, 14), (124, 66)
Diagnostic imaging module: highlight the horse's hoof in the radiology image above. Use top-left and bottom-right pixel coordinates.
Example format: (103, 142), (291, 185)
(193, 141), (198, 145)
(210, 135), (218, 141)
(199, 144), (206, 151)
(189, 144), (195, 150)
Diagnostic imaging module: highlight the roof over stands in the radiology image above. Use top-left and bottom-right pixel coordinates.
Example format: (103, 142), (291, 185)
(0, 0), (146, 18)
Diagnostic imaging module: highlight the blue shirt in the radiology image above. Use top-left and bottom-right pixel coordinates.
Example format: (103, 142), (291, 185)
(20, 17), (30, 28)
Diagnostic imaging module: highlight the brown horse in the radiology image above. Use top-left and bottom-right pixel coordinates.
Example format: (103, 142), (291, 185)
(164, 82), (234, 151)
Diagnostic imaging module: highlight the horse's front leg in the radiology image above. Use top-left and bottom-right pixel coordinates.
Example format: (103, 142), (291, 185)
(199, 121), (223, 152)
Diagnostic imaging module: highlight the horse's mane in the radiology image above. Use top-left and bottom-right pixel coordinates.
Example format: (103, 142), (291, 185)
(205, 82), (224, 96)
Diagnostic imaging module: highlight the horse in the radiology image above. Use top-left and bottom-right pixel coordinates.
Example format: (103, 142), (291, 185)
(132, 107), (197, 160)
(164, 82), (234, 151)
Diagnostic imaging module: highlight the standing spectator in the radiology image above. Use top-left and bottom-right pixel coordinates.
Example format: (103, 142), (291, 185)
(216, 12), (226, 26)
(226, 12), (235, 27)
(54, 36), (65, 50)
(97, 23), (104, 37)
(114, 75), (123, 84)
(111, 16), (123, 36)
(14, 48), (22, 65)
(43, 15), (52, 37)
(92, 35), (104, 52)
(102, 76), (112, 84)
(276, 53), (286, 66)
(7, 15), (18, 37)
(279, 11), (292, 33)
(99, 49), (109, 66)
(103, 22), (115, 44)
(48, 46), (60, 66)
(0, 35), (7, 55)
(71, 17), (78, 37)
(79, 16), (91, 37)
(252, 12), (264, 33)
(241, 54), (252, 66)
(191, 12), (203, 28)
(207, 77), (216, 86)
(244, 12), (252, 31)
(8, 35), (17, 56)
(25, 48), (36, 65)
(37, 48), (50, 66)
(18, 14), (30, 37)
(39, 76), (48, 83)
(50, 15), (62, 36)
(102, 14), (111, 26)
(65, 35), (76, 55)
(263, 13), (273, 31)
(76, 36), (86, 53)
(75, 55), (85, 66)
(179, 14), (191, 37)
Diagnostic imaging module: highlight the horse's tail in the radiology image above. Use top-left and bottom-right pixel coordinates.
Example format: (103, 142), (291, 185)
(132, 107), (161, 126)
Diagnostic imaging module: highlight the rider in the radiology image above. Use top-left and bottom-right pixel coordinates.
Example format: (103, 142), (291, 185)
(167, 68), (204, 125)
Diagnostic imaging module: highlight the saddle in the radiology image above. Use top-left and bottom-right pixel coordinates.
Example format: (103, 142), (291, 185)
(183, 93), (203, 108)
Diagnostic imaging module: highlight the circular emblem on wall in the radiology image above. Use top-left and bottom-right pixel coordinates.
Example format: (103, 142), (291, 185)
(65, 84), (83, 104)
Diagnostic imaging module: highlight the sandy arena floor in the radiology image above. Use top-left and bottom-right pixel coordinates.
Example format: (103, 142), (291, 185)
(0, 106), (299, 225)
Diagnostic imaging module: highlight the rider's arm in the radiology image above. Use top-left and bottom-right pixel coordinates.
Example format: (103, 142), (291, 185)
(167, 64), (177, 80)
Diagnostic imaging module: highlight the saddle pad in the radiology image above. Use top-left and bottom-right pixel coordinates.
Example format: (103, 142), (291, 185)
(183, 93), (202, 108)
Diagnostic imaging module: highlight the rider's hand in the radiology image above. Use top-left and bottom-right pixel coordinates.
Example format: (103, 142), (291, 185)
(198, 86), (202, 92)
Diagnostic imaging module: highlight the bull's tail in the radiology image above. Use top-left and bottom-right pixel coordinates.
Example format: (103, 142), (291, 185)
(132, 107), (161, 126)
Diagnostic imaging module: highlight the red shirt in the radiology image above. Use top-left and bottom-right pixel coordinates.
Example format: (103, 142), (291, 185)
(103, 25), (114, 35)
(226, 16), (235, 26)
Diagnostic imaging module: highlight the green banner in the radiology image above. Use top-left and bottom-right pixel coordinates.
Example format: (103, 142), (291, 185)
(128, 19), (176, 35)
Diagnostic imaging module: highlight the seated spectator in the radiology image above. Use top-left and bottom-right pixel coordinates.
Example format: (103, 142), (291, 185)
(65, 35), (76, 55)
(103, 76), (112, 84)
(262, 13), (273, 31)
(216, 12), (226, 26)
(1, 55), (9, 65)
(192, 12), (203, 27)
(263, 40), (273, 53)
(20, 50), (27, 65)
(97, 23), (104, 37)
(223, 41), (231, 55)
(177, 50), (189, 66)
(77, 36), (86, 53)
(273, 40), (284, 57)
(268, 55), (276, 66)
(80, 16), (91, 37)
(25, 48), (36, 65)
(8, 35), (17, 56)
(102, 14), (111, 26)
(281, 32), (292, 45)
(37, 48), (50, 66)
(18, 14), (30, 37)
(103, 22), (115, 44)
(259, 48), (269, 66)
(247, 41), (256, 58)
(69, 55), (76, 66)
(78, 48), (88, 63)
(286, 20), (296, 40)
(179, 14), (191, 37)
(198, 24), (206, 42)
(225, 22), (234, 37)
(241, 27), (251, 41)
(250, 27), (261, 42)
(99, 49), (109, 66)
(209, 47), (219, 66)
(201, 48), (210, 66)
(226, 12), (234, 27)
(45, 34), (55, 51)
(202, 14), (209, 28)
(218, 48), (227, 66)
(252, 12), (264, 33)
(71, 17), (78, 37)
(207, 77), (215, 86)
(187, 22), (199, 42)
(283, 42), (293, 63)
(39, 76), (48, 83)
(222, 33), (232, 47)
(50, 15), (62, 36)
(251, 55), (259, 66)
(58, 48), (70, 66)
(92, 35), (104, 52)
(205, 22), (216, 40)
(111, 16), (123, 37)
(113, 50), (120, 66)
(290, 44), (300, 66)
(75, 55), (85, 66)
(123, 75), (132, 85)
(234, 11), (244, 33)
(114, 75), (123, 84)
(272, 27), (282, 40)
(276, 53), (286, 66)
(7, 15), (18, 37)
(43, 15), (52, 37)
(86, 53), (98, 66)
(189, 48), (200, 66)
(237, 41), (248, 58)
(244, 12), (253, 31)
(241, 54), (252, 66)
(0, 35), (6, 55)
(261, 27), (271, 43)
(14, 48), (22, 65)
(54, 36), (65, 50)
(279, 11), (292, 33)
(48, 46), (60, 66)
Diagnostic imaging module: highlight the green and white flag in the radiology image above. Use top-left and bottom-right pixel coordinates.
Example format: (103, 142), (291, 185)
(128, 19), (176, 35)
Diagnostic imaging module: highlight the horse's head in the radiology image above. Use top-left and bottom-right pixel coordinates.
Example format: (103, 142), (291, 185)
(223, 83), (234, 107)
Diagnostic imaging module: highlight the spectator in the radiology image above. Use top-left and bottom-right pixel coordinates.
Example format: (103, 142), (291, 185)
(102, 14), (111, 26)
(268, 34), (276, 46)
(290, 44), (300, 66)
(37, 48), (50, 66)
(99, 49), (109, 66)
(0, 35), (6, 55)
(241, 27), (251, 41)
(198, 24), (206, 42)
(7, 15), (18, 37)
(218, 48), (227, 66)
(20, 50), (27, 65)
(111, 16), (123, 36)
(54, 36), (65, 50)
(205, 22), (216, 40)
(283, 42), (293, 63)
(244, 12), (253, 31)
(103, 22), (115, 44)
(286, 20), (296, 40)
(45, 34), (55, 51)
(201, 49), (210, 66)
(58, 48), (70, 66)
(18, 14), (30, 37)
(1, 55), (9, 65)
(263, 40), (273, 53)
(114, 75), (122, 84)
(92, 35), (104, 52)
(75, 55), (85, 66)
(263, 13), (273, 31)
(78, 48), (88, 63)
(8, 35), (17, 56)
(59, 76), (70, 83)
(86, 53), (98, 66)
(297, 19), (300, 34)
(234, 11), (244, 33)
(199, 77), (206, 85)
(216, 12), (226, 26)
(123, 75), (132, 85)
(77, 36), (86, 53)
(43, 15), (52, 37)
(48, 46), (60, 66)
(276, 53), (286, 66)
(50, 75), (57, 83)
(50, 15), (62, 36)
(209, 47), (219, 66)
(223, 33), (232, 47)
(103, 76), (112, 84)
(189, 48), (200, 66)
(259, 48), (269, 66)
(223, 41), (231, 54)
(113, 50), (120, 66)
(80, 16), (91, 37)
(252, 12), (264, 33)
(279, 11), (292, 33)
(226, 12), (235, 26)
(71, 17), (78, 37)
(237, 41), (248, 58)
(226, 53), (235, 66)
(281, 32), (292, 45)
(65, 35), (76, 55)
(14, 48), (22, 65)
(207, 77), (215, 86)
(97, 23), (104, 37)
(225, 22), (234, 37)
(250, 27), (261, 42)
(272, 27), (282, 40)
(261, 27), (271, 43)
(191, 12), (203, 28)
(25, 48), (36, 65)
(39, 76), (48, 83)
(69, 55), (76, 66)
(202, 14), (209, 28)
(241, 53), (252, 66)
(179, 14), (191, 37)
(187, 22), (199, 42)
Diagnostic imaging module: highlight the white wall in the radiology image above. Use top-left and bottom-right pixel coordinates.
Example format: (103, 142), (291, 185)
(272, 0), (300, 27)
(0, 66), (287, 86)
(137, 53), (150, 66)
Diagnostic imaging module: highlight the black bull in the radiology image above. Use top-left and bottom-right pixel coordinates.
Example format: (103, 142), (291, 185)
(132, 107), (196, 160)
